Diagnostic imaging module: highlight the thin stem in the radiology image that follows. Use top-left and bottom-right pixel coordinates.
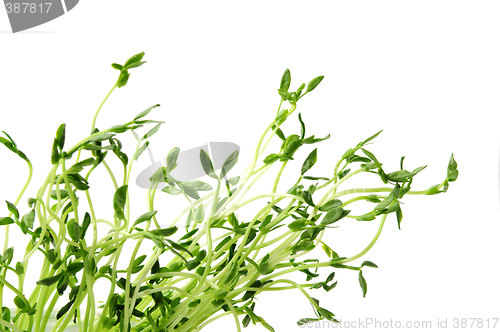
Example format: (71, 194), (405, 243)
(336, 214), (388, 264)
(2, 159), (32, 252)
(225, 299), (242, 332)
(91, 83), (117, 133)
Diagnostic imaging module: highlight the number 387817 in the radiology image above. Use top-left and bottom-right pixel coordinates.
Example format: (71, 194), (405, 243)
(5, 3), (52, 14)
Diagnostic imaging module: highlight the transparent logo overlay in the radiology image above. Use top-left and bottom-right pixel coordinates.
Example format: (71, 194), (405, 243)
(136, 142), (240, 191)
(3, 0), (78, 33)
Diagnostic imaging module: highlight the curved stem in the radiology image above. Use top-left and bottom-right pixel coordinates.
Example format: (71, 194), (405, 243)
(3, 160), (33, 252)
(91, 83), (117, 133)
(336, 214), (388, 264)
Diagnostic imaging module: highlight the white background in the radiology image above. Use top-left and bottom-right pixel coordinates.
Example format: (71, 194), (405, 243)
(1, 1), (499, 332)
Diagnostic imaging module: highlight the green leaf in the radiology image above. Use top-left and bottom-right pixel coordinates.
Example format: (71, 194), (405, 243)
(384, 201), (400, 214)
(1, 131), (16, 147)
(224, 262), (239, 284)
(67, 262), (84, 274)
(323, 273), (338, 292)
(124, 61), (146, 70)
(66, 158), (95, 174)
(358, 271), (367, 297)
(0, 137), (16, 154)
(302, 191), (315, 207)
(288, 218), (307, 231)
(21, 209), (35, 230)
(133, 255), (147, 267)
(134, 104), (160, 121)
(81, 212), (91, 239)
(280, 68), (291, 92)
(361, 162), (382, 171)
(55, 123), (66, 151)
(360, 130), (383, 146)
(188, 299), (201, 308)
(365, 195), (381, 203)
(83, 143), (113, 151)
(386, 170), (413, 183)
(133, 211), (157, 227)
(215, 236), (232, 251)
(36, 273), (62, 286)
(15, 262), (24, 275)
(1, 247), (13, 264)
(298, 113), (306, 139)
(361, 148), (379, 163)
(301, 149), (317, 176)
(162, 186), (182, 195)
(124, 52), (145, 68)
(180, 229), (198, 241)
(303, 176), (329, 181)
(195, 250), (207, 261)
(13, 296), (26, 310)
(341, 147), (357, 160)
(321, 242), (338, 259)
(117, 71), (130, 88)
(297, 318), (321, 326)
(243, 315), (251, 327)
(272, 125), (285, 140)
(56, 299), (75, 320)
(67, 219), (81, 242)
(346, 155), (372, 164)
(89, 132), (115, 142)
(374, 184), (399, 211)
(447, 153), (458, 182)
(0, 217), (15, 226)
(321, 207), (344, 225)
(200, 149), (217, 179)
(50, 189), (69, 200)
(283, 137), (302, 157)
(296, 83), (306, 97)
(425, 184), (442, 195)
(67, 174), (90, 191)
(150, 227), (178, 237)
(194, 205), (204, 224)
(184, 180), (212, 191)
(166, 239), (193, 257)
(51, 138), (60, 165)
(395, 206), (403, 229)
(227, 176), (239, 186)
(6, 201), (19, 220)
(111, 63), (123, 70)
(275, 108), (289, 125)
(319, 199), (342, 212)
(361, 261), (378, 268)
(143, 124), (162, 140)
(263, 154), (280, 164)
(178, 183), (200, 200)
(134, 141), (149, 161)
(338, 169), (350, 179)
(306, 76), (324, 93)
(356, 211), (377, 221)
(113, 186), (128, 212)
(166, 147), (180, 173)
(220, 150), (239, 179)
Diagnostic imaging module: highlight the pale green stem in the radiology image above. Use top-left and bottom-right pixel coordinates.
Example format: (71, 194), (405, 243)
(91, 83), (117, 132)
(336, 214), (388, 264)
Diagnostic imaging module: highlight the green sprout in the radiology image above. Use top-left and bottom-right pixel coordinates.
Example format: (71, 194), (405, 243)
(0, 53), (458, 332)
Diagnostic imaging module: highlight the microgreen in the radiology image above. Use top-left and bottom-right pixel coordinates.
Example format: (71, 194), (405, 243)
(0, 55), (457, 332)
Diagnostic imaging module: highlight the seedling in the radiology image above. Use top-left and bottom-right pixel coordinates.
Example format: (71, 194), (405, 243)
(0, 53), (458, 332)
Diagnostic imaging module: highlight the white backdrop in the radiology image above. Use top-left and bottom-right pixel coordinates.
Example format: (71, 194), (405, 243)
(1, 1), (499, 332)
